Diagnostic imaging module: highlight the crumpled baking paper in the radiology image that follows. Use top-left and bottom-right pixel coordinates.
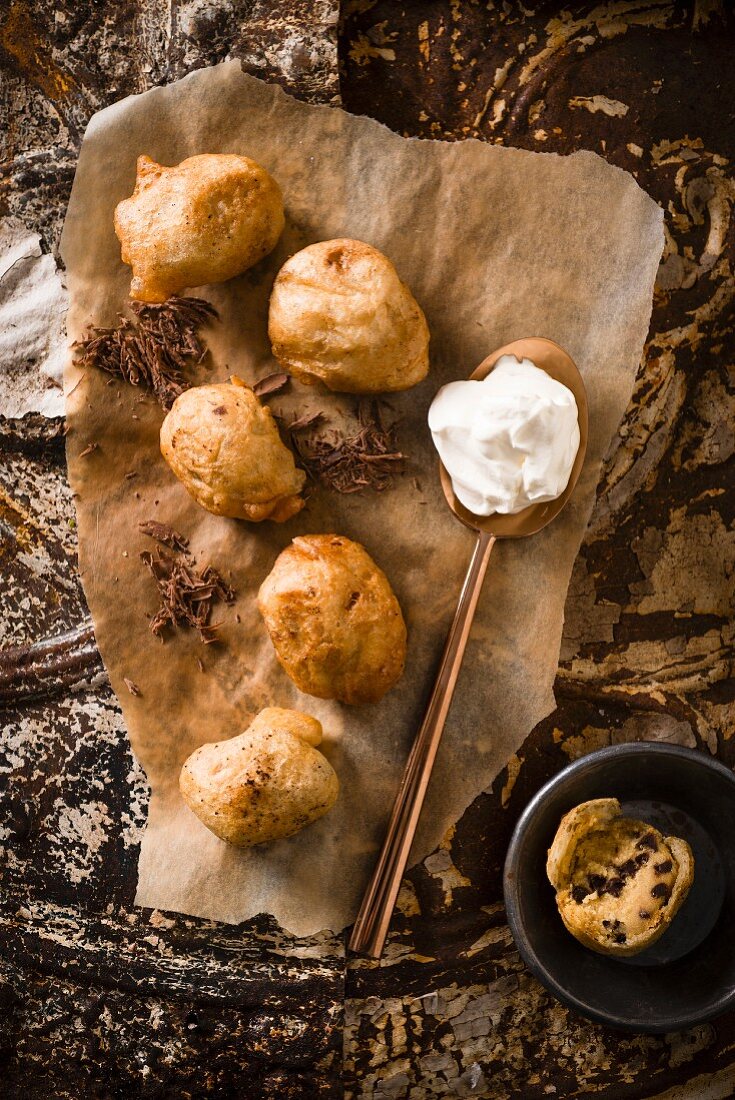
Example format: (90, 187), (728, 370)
(61, 62), (663, 935)
(0, 219), (67, 418)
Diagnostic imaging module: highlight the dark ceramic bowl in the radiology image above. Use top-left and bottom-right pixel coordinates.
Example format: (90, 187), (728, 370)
(503, 743), (735, 1032)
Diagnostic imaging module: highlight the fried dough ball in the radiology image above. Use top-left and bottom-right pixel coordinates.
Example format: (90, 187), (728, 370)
(160, 376), (305, 522)
(258, 534), (407, 705)
(268, 239), (430, 393)
(180, 707), (339, 847)
(115, 153), (285, 302)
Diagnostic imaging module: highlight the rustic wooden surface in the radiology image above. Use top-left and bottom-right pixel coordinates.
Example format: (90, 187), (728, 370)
(1, 2), (734, 1097)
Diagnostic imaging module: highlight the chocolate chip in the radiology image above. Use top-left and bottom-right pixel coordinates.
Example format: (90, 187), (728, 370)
(651, 883), (671, 900)
(616, 859), (638, 878)
(606, 878), (624, 898)
(614, 932), (627, 944)
(588, 873), (606, 893)
(639, 909), (651, 920)
(654, 859), (673, 875)
(636, 833), (658, 851)
(635, 852), (650, 867)
(571, 885), (587, 904)
(602, 919), (611, 928)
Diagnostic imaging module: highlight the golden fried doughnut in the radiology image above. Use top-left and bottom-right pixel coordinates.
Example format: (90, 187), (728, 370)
(115, 153), (284, 302)
(180, 707), (338, 847)
(258, 534), (407, 705)
(268, 239), (429, 393)
(160, 377), (305, 522)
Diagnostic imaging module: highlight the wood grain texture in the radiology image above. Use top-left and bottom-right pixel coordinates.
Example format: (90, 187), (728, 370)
(1, 1), (734, 1096)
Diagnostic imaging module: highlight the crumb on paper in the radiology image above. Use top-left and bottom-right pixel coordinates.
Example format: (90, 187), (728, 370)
(139, 519), (190, 552)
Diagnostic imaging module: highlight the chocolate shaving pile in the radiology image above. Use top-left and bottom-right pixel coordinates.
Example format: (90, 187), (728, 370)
(138, 519), (190, 552)
(139, 521), (234, 644)
(286, 400), (403, 494)
(141, 547), (236, 644)
(73, 297), (218, 409)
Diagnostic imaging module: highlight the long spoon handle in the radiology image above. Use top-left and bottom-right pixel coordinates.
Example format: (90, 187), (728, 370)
(348, 528), (496, 958)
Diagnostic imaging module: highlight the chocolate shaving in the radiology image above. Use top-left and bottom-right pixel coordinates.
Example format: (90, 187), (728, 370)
(287, 410), (324, 432)
(253, 372), (289, 398)
(139, 520), (190, 552)
(616, 859), (638, 879)
(141, 547), (236, 644)
(73, 296), (218, 409)
(79, 442), (99, 457)
(287, 399), (404, 494)
(124, 677), (141, 697)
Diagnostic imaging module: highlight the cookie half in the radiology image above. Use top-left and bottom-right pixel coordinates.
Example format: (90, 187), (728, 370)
(546, 798), (694, 957)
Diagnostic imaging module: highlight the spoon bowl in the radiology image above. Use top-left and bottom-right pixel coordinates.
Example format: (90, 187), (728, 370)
(439, 336), (589, 537)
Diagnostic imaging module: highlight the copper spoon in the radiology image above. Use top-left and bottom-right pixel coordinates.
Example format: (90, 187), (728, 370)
(348, 336), (589, 958)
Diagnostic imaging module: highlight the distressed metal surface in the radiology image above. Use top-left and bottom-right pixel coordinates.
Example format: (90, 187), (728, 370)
(1, 1), (734, 1096)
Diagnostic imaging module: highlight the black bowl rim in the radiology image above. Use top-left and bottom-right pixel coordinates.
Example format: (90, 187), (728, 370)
(503, 742), (735, 1033)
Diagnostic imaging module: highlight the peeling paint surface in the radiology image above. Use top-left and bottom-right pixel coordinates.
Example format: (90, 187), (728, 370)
(2, 1), (735, 1097)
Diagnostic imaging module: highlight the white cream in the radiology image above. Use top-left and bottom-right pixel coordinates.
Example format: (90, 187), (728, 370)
(428, 355), (580, 516)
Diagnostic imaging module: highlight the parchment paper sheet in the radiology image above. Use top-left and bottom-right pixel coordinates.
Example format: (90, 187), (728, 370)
(0, 218), (67, 417)
(61, 62), (663, 936)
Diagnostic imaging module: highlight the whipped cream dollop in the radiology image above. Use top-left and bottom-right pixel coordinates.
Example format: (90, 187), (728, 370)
(428, 355), (580, 516)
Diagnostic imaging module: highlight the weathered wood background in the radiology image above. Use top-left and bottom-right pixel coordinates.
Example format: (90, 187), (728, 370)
(1, 2), (733, 1097)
